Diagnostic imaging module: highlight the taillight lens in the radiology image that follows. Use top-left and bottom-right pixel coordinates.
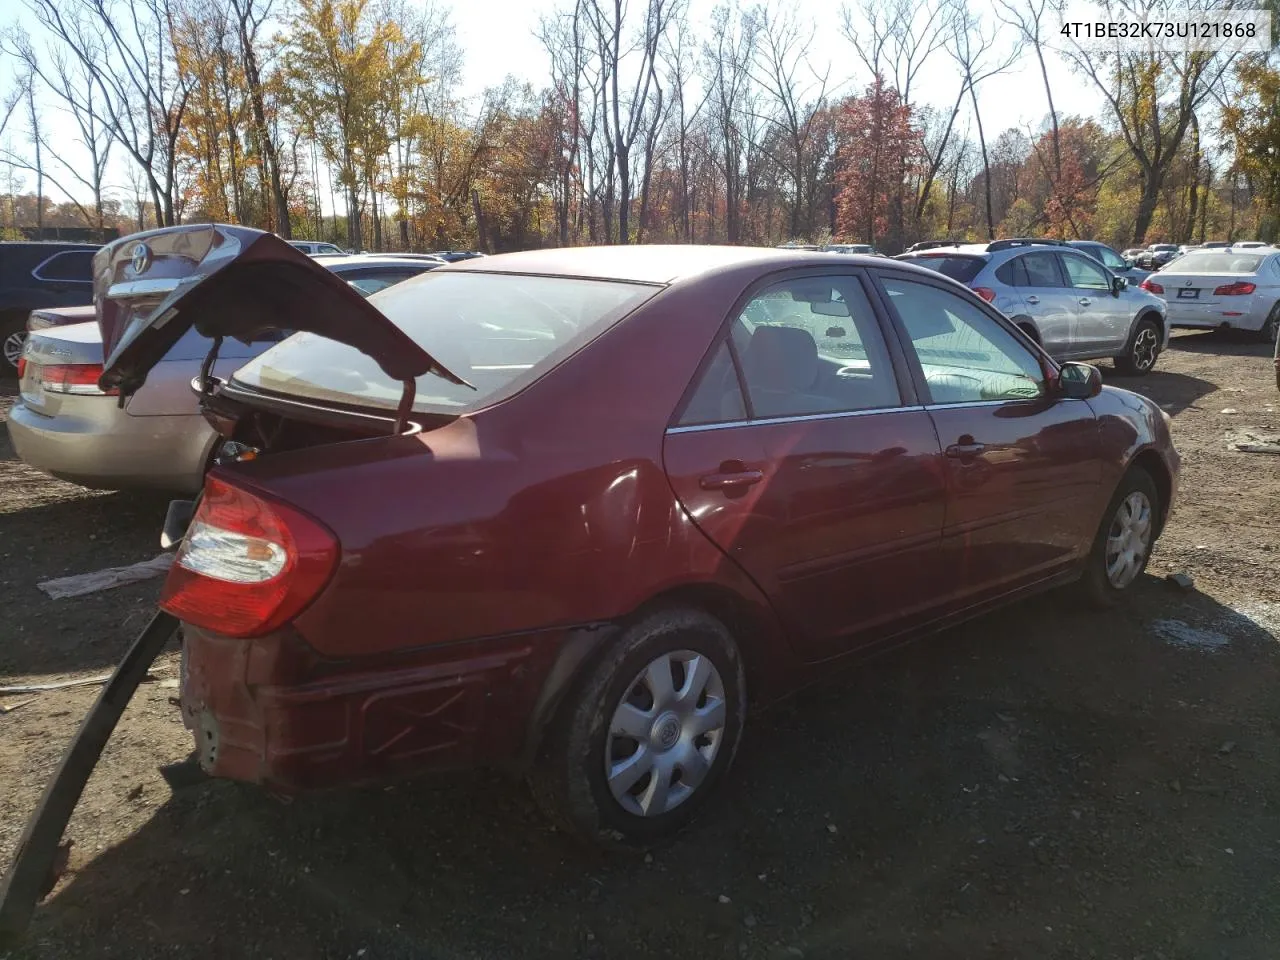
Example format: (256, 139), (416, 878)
(16, 357), (25, 380)
(40, 363), (118, 396)
(160, 475), (339, 638)
(1140, 279), (1164, 294)
(971, 286), (997, 303)
(1213, 281), (1256, 296)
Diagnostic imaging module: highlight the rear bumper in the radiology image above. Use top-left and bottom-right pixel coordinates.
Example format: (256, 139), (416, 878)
(1166, 298), (1269, 331)
(178, 623), (575, 790)
(6, 401), (212, 492)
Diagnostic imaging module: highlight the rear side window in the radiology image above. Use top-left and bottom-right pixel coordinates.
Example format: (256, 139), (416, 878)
(901, 255), (986, 283)
(33, 250), (95, 282)
(995, 258), (1027, 286)
(675, 339), (746, 426)
(1020, 253), (1065, 287)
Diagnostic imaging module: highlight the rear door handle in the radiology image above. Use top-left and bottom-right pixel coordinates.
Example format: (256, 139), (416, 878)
(1078, 297), (1092, 306)
(1024, 295), (1040, 305)
(699, 466), (765, 492)
(945, 442), (987, 459)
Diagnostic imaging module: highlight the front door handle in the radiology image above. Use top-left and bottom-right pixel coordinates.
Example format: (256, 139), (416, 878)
(945, 441), (987, 460)
(1025, 295), (1040, 305)
(699, 461), (764, 492)
(1078, 297), (1092, 306)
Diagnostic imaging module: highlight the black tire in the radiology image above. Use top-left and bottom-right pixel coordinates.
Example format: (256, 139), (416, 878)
(528, 606), (747, 851)
(1257, 303), (1280, 345)
(1079, 467), (1160, 608)
(1113, 315), (1161, 376)
(1, 314), (26, 376)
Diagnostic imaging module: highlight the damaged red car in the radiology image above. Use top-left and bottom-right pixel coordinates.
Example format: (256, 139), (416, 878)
(97, 225), (1178, 847)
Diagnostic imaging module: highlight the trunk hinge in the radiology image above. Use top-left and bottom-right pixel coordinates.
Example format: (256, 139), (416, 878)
(197, 335), (224, 399)
(393, 377), (416, 435)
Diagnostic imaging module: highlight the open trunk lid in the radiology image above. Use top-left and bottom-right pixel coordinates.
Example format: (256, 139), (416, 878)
(95, 224), (466, 397)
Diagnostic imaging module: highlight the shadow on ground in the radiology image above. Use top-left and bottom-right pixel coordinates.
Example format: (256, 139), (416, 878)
(13, 580), (1280, 960)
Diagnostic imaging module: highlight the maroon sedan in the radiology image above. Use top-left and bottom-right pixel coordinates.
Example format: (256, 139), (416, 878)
(99, 225), (1178, 847)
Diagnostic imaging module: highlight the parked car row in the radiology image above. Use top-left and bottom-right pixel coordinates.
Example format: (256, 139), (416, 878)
(16, 225), (1176, 850)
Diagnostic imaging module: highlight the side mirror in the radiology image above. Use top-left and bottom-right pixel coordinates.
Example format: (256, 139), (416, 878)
(1056, 361), (1103, 399)
(1111, 275), (1127, 296)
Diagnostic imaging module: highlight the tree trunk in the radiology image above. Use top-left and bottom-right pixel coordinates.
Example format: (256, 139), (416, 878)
(471, 189), (488, 252)
(1187, 113), (1202, 240)
(1034, 45), (1060, 178)
(968, 77), (995, 240)
(1133, 168), (1163, 244)
(237, 3), (291, 237)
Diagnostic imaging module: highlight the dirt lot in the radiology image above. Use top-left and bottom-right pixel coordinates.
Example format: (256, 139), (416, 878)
(2, 331), (1279, 960)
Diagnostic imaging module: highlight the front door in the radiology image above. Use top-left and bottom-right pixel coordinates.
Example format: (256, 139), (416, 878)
(872, 271), (1104, 605)
(1060, 251), (1129, 355)
(663, 272), (949, 662)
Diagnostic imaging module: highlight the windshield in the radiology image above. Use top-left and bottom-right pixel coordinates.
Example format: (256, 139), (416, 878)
(231, 271), (658, 413)
(899, 254), (986, 282)
(1166, 252), (1264, 273)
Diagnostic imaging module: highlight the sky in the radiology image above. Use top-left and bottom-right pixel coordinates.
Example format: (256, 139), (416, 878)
(5, 0), (1104, 211)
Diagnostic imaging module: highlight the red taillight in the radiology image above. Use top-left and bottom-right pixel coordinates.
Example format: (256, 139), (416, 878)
(39, 363), (118, 396)
(160, 475), (339, 638)
(16, 357), (25, 379)
(972, 286), (997, 302)
(1140, 279), (1164, 294)
(1213, 281), (1256, 296)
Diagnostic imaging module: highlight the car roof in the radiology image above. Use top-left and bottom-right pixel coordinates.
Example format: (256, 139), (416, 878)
(316, 255), (435, 270)
(444, 244), (891, 284)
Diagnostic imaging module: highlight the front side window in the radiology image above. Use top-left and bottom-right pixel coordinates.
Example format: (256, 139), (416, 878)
(1062, 253), (1111, 290)
(233, 272), (658, 413)
(1095, 246), (1128, 271)
(878, 275), (1045, 404)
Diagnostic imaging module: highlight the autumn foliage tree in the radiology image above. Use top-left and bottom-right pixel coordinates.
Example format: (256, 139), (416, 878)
(833, 77), (921, 246)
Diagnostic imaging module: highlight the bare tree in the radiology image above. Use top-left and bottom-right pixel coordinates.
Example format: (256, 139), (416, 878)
(1056, 0), (1239, 242)
(751, 2), (830, 239)
(228, 0), (290, 236)
(661, 16), (709, 242)
(947, 1), (1020, 240)
(702, 3), (761, 244)
(994, 0), (1059, 177)
(22, 0), (191, 226)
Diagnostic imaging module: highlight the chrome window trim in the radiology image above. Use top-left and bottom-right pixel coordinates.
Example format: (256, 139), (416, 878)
(666, 404), (926, 435)
(30, 251), (95, 284)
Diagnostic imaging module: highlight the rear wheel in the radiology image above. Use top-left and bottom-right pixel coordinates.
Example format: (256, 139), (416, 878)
(528, 606), (746, 851)
(1079, 468), (1159, 607)
(1114, 316), (1161, 376)
(1, 314), (26, 375)
(1257, 304), (1280, 345)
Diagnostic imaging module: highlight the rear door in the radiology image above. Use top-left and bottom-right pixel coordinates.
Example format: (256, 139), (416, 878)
(663, 270), (949, 662)
(1059, 251), (1129, 354)
(997, 252), (1075, 353)
(871, 270), (1104, 603)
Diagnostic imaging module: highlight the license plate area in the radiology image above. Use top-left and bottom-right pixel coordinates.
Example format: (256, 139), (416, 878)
(19, 362), (43, 405)
(1177, 288), (1200, 299)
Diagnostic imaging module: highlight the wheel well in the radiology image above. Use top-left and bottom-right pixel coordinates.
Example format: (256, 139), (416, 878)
(1136, 308), (1165, 337)
(632, 583), (773, 693)
(1129, 449), (1172, 535)
(1012, 317), (1040, 344)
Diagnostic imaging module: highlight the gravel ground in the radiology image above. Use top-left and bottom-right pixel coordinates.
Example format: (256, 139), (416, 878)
(2, 330), (1279, 960)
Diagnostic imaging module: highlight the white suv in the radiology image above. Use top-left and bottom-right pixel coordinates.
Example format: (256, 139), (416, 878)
(896, 238), (1170, 375)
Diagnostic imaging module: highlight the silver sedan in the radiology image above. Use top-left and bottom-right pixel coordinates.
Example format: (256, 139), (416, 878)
(8, 255), (440, 491)
(1149, 248), (1280, 343)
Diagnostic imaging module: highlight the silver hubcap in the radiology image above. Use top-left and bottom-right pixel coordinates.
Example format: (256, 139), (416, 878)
(605, 649), (726, 818)
(3, 330), (24, 368)
(1132, 328), (1158, 370)
(1105, 491), (1152, 589)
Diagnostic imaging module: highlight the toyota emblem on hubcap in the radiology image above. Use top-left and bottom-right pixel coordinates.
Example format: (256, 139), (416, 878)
(655, 715), (681, 750)
(130, 242), (152, 275)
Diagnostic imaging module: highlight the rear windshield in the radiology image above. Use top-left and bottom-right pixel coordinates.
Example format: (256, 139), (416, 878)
(1167, 252), (1264, 273)
(231, 272), (658, 413)
(898, 254), (986, 283)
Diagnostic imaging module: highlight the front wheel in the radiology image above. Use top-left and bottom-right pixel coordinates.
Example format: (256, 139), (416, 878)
(1113, 317), (1161, 376)
(528, 607), (746, 850)
(1080, 468), (1160, 607)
